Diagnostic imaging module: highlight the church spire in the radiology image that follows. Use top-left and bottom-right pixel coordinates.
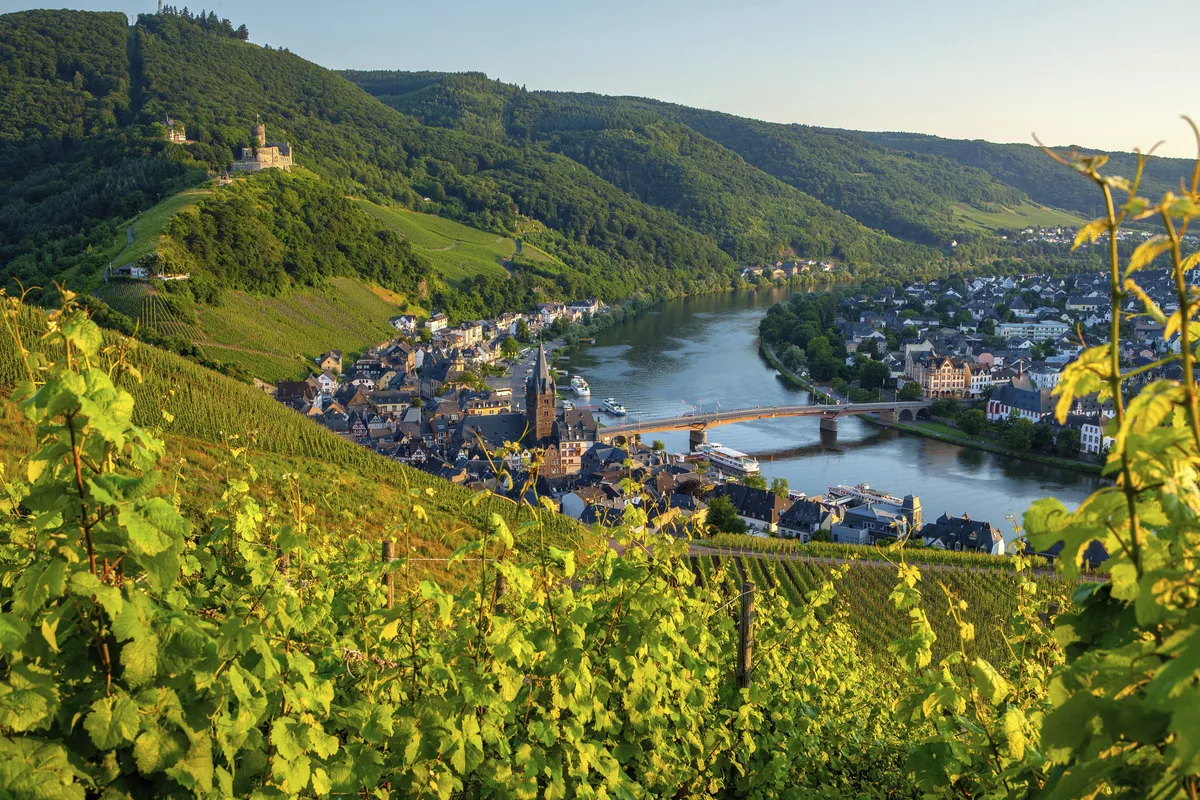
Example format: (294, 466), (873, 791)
(525, 343), (556, 443)
(528, 342), (552, 395)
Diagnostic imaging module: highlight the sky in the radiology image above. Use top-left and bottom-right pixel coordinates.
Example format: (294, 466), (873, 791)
(7, 0), (1200, 157)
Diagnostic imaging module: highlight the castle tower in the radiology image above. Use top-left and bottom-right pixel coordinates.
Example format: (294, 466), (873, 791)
(253, 116), (266, 148)
(525, 344), (556, 443)
(902, 493), (923, 532)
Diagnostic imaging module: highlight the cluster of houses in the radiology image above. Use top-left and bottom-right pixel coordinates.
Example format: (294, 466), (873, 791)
(274, 334), (1014, 552)
(741, 259), (839, 281)
(838, 269), (1197, 455)
(712, 482), (1009, 554)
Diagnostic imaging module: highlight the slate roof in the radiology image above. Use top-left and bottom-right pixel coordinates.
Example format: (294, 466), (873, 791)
(991, 377), (1054, 416)
(919, 513), (1003, 553)
(711, 483), (792, 524)
(460, 412), (529, 449)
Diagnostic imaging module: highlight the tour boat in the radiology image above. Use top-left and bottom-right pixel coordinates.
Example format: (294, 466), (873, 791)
(561, 399), (575, 411)
(828, 483), (903, 506)
(697, 443), (760, 475)
(601, 397), (627, 416)
(570, 376), (591, 397)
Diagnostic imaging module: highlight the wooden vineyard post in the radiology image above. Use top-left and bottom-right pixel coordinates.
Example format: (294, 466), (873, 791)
(493, 571), (507, 616)
(382, 540), (396, 609)
(737, 580), (755, 689)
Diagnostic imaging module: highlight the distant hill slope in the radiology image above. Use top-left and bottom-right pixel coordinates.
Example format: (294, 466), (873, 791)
(10, 8), (1199, 336)
(348, 71), (943, 269)
(859, 131), (1196, 218)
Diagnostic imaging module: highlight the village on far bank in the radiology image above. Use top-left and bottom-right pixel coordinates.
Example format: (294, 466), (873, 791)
(258, 263), (1187, 567)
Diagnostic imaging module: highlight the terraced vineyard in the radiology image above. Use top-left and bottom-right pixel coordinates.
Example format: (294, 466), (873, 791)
(358, 202), (564, 285)
(91, 281), (200, 341)
(93, 276), (417, 382)
(689, 552), (1073, 663)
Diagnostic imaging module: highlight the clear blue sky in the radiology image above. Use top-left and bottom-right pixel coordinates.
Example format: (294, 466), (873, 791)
(9, 0), (1200, 156)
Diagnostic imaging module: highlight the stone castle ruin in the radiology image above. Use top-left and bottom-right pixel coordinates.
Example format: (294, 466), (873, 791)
(231, 118), (293, 172)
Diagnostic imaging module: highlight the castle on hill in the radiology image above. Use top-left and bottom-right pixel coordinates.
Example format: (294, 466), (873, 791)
(164, 115), (188, 144)
(231, 118), (293, 173)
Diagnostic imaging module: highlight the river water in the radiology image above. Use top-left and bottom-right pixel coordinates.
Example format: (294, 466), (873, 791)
(567, 286), (1100, 538)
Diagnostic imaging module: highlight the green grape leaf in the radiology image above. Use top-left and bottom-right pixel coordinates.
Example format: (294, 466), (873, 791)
(0, 736), (87, 800)
(166, 735), (214, 794)
(311, 767), (332, 797)
(0, 665), (58, 732)
(13, 559), (67, 616)
(119, 634), (159, 688)
(971, 658), (1011, 705)
(1125, 236), (1171, 275)
(0, 613), (30, 652)
(1072, 218), (1107, 251)
(272, 754), (310, 795)
(84, 694), (140, 750)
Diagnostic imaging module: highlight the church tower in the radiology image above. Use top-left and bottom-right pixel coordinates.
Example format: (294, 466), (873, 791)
(525, 344), (556, 443)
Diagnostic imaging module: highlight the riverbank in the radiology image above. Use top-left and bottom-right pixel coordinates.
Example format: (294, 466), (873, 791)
(759, 338), (1104, 477)
(866, 416), (1105, 475)
(758, 341), (837, 403)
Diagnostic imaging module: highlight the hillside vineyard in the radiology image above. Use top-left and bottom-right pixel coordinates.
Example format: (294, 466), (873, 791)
(3, 5), (1200, 799)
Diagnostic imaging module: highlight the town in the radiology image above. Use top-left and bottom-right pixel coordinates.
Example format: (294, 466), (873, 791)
(258, 263), (1191, 566)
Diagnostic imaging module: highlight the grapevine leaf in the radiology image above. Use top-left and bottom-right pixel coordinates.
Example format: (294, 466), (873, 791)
(548, 547), (576, 578)
(1041, 690), (1101, 764)
(1002, 707), (1026, 761)
(971, 658), (1011, 704)
(0, 614), (30, 652)
(0, 737), (87, 800)
(67, 573), (122, 617)
(133, 727), (167, 774)
(490, 513), (514, 549)
(0, 665), (58, 732)
(39, 616), (59, 653)
(272, 754), (311, 794)
(118, 497), (188, 557)
(84, 695), (140, 750)
(13, 560), (66, 616)
(119, 634), (159, 688)
(166, 735), (214, 794)
(271, 717), (305, 760)
(419, 580), (453, 625)
(311, 767), (332, 796)
(1071, 218), (1107, 251)
(1124, 236), (1171, 275)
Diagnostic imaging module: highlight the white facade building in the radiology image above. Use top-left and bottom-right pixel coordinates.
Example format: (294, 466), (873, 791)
(996, 321), (1071, 341)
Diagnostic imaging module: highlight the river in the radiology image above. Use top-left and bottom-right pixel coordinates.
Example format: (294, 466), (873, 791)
(566, 286), (1101, 538)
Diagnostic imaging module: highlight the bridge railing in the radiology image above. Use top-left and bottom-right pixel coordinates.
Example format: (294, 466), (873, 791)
(600, 400), (932, 434)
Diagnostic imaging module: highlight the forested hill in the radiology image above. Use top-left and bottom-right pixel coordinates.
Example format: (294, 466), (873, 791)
(859, 130), (1196, 219)
(1, 8), (952, 312)
(343, 71), (1088, 249)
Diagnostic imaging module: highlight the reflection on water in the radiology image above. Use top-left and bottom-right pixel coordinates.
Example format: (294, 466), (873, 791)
(568, 286), (1101, 539)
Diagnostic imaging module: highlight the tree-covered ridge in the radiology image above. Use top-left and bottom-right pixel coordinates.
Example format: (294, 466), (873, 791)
(350, 72), (945, 270)
(155, 170), (431, 301)
(346, 72), (1064, 251)
(341, 70), (515, 141)
(0, 10), (746, 303)
(0, 9), (129, 151)
(861, 130), (1196, 218)
(646, 105), (1029, 244)
(525, 90), (1034, 247)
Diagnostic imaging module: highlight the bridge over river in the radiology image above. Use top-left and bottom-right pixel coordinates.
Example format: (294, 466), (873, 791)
(595, 400), (933, 447)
